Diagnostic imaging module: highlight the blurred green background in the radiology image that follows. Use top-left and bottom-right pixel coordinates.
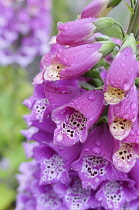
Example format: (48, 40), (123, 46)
(0, 1), (128, 209)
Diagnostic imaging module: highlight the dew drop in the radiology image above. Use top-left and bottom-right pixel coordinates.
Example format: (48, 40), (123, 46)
(87, 44), (93, 48)
(130, 130), (134, 136)
(64, 26), (69, 31)
(92, 148), (100, 154)
(131, 102), (137, 110)
(123, 114), (129, 119)
(63, 58), (67, 63)
(95, 141), (102, 146)
(57, 134), (63, 142)
(61, 110), (65, 114)
(59, 49), (63, 53)
(110, 80), (114, 85)
(57, 53), (61, 58)
(123, 83), (130, 91)
(95, 178), (99, 182)
(62, 90), (70, 94)
(84, 148), (90, 152)
(136, 130), (139, 136)
(87, 95), (96, 101)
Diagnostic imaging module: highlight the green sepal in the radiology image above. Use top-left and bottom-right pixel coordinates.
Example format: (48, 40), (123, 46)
(92, 59), (110, 70)
(108, 0), (122, 7)
(91, 78), (104, 87)
(95, 36), (110, 42)
(120, 34), (136, 54)
(94, 17), (115, 31)
(98, 40), (116, 57)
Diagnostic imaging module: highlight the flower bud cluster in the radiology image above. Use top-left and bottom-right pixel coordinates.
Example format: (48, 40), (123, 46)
(16, 0), (139, 209)
(0, 0), (52, 66)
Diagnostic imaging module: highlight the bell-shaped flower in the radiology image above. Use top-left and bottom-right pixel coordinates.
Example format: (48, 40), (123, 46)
(81, 0), (122, 19)
(108, 85), (138, 140)
(112, 142), (139, 173)
(96, 180), (138, 210)
(33, 145), (70, 185)
(34, 41), (115, 82)
(33, 43), (66, 84)
(56, 17), (114, 46)
(104, 35), (137, 104)
(52, 89), (105, 146)
(53, 176), (99, 210)
(71, 124), (127, 190)
(24, 80), (83, 122)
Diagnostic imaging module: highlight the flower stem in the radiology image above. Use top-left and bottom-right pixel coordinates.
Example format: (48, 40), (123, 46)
(114, 21), (125, 39)
(127, 0), (139, 38)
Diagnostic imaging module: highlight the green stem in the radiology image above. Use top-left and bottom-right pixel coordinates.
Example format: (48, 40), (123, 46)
(130, 0), (136, 8)
(136, 26), (139, 40)
(130, 0), (133, 8)
(127, 0), (139, 36)
(114, 21), (125, 39)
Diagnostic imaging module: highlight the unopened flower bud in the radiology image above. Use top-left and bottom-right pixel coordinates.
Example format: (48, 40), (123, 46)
(98, 40), (116, 57)
(81, 0), (122, 19)
(94, 17), (115, 31)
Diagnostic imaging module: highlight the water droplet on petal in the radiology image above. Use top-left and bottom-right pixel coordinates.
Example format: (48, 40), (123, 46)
(95, 141), (102, 146)
(131, 102), (137, 110)
(57, 134), (63, 142)
(88, 95), (96, 101)
(123, 83), (130, 91)
(63, 58), (67, 63)
(64, 26), (69, 31)
(87, 44), (93, 48)
(57, 53), (61, 58)
(84, 148), (90, 152)
(61, 110), (65, 114)
(123, 114), (129, 119)
(130, 130), (134, 136)
(59, 49), (63, 53)
(92, 148), (100, 154)
(136, 130), (139, 136)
